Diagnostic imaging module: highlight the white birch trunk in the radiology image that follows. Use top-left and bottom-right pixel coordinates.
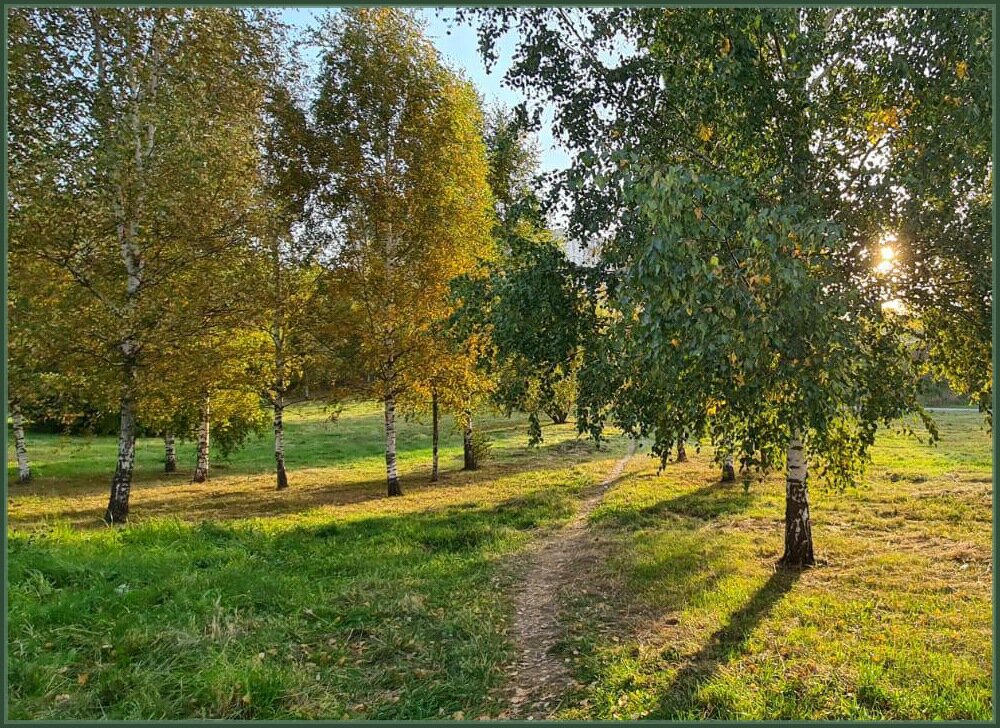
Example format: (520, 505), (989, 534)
(780, 430), (815, 567)
(11, 404), (30, 483)
(193, 396), (210, 483)
(164, 432), (177, 473)
(385, 394), (401, 496)
(105, 371), (137, 523)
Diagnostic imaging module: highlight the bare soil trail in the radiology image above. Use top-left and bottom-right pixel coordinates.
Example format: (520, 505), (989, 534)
(503, 439), (638, 719)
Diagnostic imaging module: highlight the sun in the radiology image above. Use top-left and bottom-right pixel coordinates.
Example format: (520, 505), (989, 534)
(874, 233), (898, 275)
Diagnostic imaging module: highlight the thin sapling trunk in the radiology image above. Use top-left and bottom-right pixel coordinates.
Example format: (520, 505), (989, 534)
(385, 394), (402, 496)
(193, 395), (211, 483)
(463, 410), (475, 471)
(431, 391), (439, 482)
(164, 432), (177, 473)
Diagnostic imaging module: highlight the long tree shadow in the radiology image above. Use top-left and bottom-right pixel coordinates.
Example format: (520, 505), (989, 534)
(9, 434), (628, 530)
(651, 568), (801, 719)
(591, 473), (758, 531)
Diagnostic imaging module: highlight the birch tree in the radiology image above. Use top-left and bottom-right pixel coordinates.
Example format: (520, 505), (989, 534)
(458, 7), (961, 566)
(7, 8), (279, 522)
(310, 8), (493, 496)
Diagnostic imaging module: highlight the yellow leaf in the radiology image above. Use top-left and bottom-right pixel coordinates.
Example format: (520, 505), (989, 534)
(670, 338), (681, 347)
(694, 206), (703, 220)
(77, 673), (90, 686)
(720, 37), (732, 56)
(697, 123), (714, 142)
(956, 60), (968, 80)
(241, 693), (252, 705)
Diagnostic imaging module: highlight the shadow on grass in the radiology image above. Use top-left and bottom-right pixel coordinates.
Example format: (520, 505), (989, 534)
(593, 473), (757, 530)
(8, 490), (583, 720)
(10, 434), (621, 531)
(651, 568), (801, 719)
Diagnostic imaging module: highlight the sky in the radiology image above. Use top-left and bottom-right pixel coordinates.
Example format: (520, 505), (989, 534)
(277, 7), (570, 174)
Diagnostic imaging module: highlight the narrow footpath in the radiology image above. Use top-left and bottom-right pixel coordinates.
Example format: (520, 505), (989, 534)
(503, 439), (637, 719)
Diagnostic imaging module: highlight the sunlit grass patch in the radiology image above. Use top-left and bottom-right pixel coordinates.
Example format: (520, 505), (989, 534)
(556, 411), (992, 720)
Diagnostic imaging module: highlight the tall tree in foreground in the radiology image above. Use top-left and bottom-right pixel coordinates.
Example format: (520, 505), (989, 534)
(458, 7), (962, 566)
(7, 8), (279, 522)
(310, 8), (494, 496)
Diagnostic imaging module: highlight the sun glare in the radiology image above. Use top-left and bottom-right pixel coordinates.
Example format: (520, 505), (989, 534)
(874, 233), (898, 275)
(881, 298), (907, 315)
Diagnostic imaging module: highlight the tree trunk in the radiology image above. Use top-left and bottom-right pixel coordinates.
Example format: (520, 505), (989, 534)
(463, 410), (475, 471)
(11, 403), (30, 483)
(104, 356), (137, 524)
(385, 394), (402, 496)
(676, 433), (688, 463)
(721, 454), (735, 482)
(272, 298), (289, 491)
(430, 391), (439, 482)
(163, 432), (177, 473)
(192, 395), (210, 483)
(779, 431), (815, 568)
(102, 52), (155, 523)
(274, 395), (288, 491)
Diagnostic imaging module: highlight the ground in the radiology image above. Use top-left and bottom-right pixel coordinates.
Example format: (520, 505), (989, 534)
(6, 404), (993, 720)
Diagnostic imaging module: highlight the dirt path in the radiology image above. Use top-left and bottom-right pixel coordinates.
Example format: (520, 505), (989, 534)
(503, 440), (638, 719)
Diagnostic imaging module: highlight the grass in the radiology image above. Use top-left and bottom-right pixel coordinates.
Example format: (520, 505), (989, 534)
(6, 406), (993, 720)
(7, 402), (629, 719)
(554, 411), (992, 720)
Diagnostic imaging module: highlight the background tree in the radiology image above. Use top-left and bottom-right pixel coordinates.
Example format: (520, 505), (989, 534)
(450, 105), (586, 446)
(452, 227), (594, 446)
(310, 8), (494, 496)
(243, 71), (322, 490)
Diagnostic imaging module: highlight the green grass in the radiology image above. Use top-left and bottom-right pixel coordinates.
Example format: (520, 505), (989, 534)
(554, 411), (992, 720)
(6, 407), (993, 719)
(7, 402), (628, 719)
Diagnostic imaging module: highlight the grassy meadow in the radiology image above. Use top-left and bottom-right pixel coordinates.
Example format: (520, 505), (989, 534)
(6, 405), (993, 720)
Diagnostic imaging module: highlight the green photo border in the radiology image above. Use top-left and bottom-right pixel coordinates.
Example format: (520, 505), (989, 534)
(1, 2), (995, 725)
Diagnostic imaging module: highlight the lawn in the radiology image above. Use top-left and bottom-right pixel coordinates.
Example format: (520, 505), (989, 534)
(5, 405), (993, 720)
(558, 410), (993, 720)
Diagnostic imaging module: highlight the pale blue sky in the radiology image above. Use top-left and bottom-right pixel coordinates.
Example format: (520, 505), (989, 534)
(278, 7), (570, 174)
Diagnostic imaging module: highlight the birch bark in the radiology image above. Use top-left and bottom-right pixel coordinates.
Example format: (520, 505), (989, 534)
(12, 403), (30, 483)
(780, 431), (815, 567)
(163, 432), (177, 473)
(193, 395), (211, 483)
(385, 394), (402, 496)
